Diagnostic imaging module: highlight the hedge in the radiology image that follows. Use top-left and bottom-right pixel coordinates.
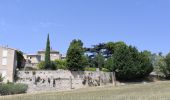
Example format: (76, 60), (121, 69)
(0, 83), (28, 95)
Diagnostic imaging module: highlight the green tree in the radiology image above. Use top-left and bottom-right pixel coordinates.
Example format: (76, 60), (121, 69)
(159, 53), (170, 79)
(93, 53), (105, 69)
(66, 39), (86, 71)
(44, 34), (51, 69)
(104, 42), (153, 80)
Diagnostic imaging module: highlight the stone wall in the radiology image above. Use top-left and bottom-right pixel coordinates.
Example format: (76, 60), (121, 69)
(16, 70), (114, 92)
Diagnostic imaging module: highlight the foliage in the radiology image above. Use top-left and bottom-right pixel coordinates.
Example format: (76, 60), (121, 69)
(158, 53), (170, 79)
(85, 67), (96, 71)
(104, 42), (153, 80)
(101, 68), (110, 72)
(38, 61), (56, 70)
(163, 53), (170, 78)
(104, 56), (114, 71)
(44, 34), (51, 69)
(66, 39), (87, 71)
(92, 53), (105, 69)
(37, 61), (45, 69)
(0, 74), (4, 82)
(0, 83), (28, 95)
(23, 67), (37, 71)
(16, 51), (25, 69)
(54, 60), (67, 69)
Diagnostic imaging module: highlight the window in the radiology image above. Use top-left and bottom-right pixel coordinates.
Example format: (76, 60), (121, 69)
(2, 50), (8, 57)
(2, 58), (7, 65)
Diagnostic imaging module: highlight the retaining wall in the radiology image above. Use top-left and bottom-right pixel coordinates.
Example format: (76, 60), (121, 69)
(16, 70), (114, 92)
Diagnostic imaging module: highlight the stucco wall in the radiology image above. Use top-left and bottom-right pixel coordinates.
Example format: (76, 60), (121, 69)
(0, 47), (16, 82)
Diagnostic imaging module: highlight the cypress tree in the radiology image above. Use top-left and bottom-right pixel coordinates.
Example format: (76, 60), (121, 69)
(44, 34), (51, 69)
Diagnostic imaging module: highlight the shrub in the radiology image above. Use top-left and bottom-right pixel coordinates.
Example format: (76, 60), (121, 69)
(0, 74), (4, 82)
(37, 61), (56, 70)
(54, 60), (67, 70)
(0, 83), (28, 95)
(85, 67), (96, 71)
(24, 67), (37, 71)
(37, 61), (45, 69)
(101, 68), (110, 72)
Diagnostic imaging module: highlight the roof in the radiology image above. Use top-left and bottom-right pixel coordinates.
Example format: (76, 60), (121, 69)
(0, 46), (18, 51)
(37, 50), (60, 54)
(26, 54), (41, 57)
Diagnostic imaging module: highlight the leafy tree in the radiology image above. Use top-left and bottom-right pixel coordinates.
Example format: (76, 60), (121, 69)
(44, 34), (51, 69)
(165, 53), (170, 77)
(104, 42), (153, 80)
(151, 53), (166, 77)
(104, 56), (114, 71)
(159, 53), (170, 78)
(66, 39), (87, 71)
(93, 53), (105, 69)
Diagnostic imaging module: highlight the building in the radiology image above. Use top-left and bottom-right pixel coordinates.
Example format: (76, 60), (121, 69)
(24, 49), (64, 68)
(37, 50), (62, 61)
(24, 54), (41, 69)
(0, 46), (19, 82)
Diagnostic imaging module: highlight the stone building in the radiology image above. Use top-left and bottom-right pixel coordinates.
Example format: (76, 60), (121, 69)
(0, 46), (20, 82)
(24, 49), (64, 68)
(37, 50), (62, 61)
(24, 54), (41, 69)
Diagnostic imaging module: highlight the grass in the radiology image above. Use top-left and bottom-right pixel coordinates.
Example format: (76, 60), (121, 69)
(1, 81), (170, 100)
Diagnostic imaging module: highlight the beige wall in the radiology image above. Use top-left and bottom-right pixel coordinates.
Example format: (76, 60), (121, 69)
(38, 52), (62, 61)
(26, 55), (41, 64)
(0, 47), (17, 82)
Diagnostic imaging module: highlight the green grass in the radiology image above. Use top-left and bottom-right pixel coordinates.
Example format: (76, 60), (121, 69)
(1, 81), (170, 100)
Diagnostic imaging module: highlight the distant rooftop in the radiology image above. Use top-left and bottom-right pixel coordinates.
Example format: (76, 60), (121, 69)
(37, 50), (60, 54)
(0, 46), (19, 51)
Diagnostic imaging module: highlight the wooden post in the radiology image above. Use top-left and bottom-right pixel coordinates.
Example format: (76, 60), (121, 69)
(69, 76), (72, 89)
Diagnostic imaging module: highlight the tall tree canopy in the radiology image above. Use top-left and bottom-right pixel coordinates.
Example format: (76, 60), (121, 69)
(66, 39), (88, 71)
(104, 42), (153, 80)
(86, 41), (153, 80)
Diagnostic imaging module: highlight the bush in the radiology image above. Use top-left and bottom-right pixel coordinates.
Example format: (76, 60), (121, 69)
(37, 61), (45, 69)
(0, 74), (4, 82)
(101, 68), (110, 72)
(54, 60), (67, 70)
(0, 83), (28, 95)
(37, 61), (56, 70)
(85, 67), (96, 71)
(24, 67), (37, 71)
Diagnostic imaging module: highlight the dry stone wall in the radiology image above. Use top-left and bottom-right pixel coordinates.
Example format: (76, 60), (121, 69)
(16, 70), (113, 92)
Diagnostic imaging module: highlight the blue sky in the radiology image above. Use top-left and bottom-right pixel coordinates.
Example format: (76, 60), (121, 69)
(0, 0), (170, 55)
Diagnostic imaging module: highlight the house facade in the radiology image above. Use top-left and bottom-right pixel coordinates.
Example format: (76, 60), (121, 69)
(0, 46), (18, 82)
(24, 49), (64, 68)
